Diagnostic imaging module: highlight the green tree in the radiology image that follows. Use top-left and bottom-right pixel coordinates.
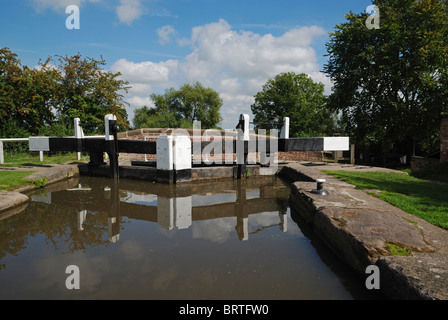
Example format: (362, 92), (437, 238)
(0, 47), (22, 128)
(134, 82), (223, 129)
(324, 0), (448, 155)
(251, 72), (340, 137)
(0, 48), (59, 136)
(1, 49), (131, 137)
(54, 54), (130, 134)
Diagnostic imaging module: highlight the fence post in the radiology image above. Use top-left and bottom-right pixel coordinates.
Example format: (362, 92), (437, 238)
(74, 118), (84, 161)
(0, 141), (3, 164)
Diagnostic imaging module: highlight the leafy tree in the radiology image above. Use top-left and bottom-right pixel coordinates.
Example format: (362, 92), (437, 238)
(0, 48), (131, 138)
(324, 0), (448, 155)
(0, 47), (22, 127)
(54, 54), (130, 134)
(0, 48), (58, 136)
(134, 82), (223, 129)
(251, 72), (340, 137)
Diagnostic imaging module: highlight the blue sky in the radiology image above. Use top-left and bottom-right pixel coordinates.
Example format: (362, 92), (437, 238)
(0, 0), (371, 129)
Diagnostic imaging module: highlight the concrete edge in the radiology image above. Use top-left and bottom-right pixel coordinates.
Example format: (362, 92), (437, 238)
(0, 163), (81, 216)
(277, 163), (448, 300)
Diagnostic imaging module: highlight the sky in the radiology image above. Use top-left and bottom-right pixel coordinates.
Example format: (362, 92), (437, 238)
(0, 0), (371, 129)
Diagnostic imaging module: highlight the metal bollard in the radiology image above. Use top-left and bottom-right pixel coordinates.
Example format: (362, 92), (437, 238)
(311, 179), (329, 195)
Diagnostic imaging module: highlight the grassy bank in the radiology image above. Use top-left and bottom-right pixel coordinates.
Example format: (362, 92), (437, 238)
(322, 170), (448, 230)
(0, 152), (88, 168)
(0, 171), (36, 191)
(0, 152), (88, 191)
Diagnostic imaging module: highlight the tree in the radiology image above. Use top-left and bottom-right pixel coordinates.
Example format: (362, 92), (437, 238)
(54, 54), (130, 134)
(134, 82), (223, 129)
(0, 47), (22, 128)
(251, 72), (340, 137)
(323, 0), (448, 156)
(0, 48), (131, 137)
(0, 48), (59, 136)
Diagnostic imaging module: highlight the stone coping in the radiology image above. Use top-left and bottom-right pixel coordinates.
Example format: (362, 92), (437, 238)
(0, 163), (80, 214)
(278, 162), (448, 300)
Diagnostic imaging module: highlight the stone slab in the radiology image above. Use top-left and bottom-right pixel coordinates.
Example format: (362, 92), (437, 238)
(279, 162), (448, 300)
(0, 190), (29, 216)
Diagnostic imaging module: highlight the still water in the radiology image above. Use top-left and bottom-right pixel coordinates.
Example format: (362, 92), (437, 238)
(0, 175), (381, 300)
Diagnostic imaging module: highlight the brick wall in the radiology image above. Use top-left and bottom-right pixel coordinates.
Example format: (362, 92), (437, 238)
(116, 129), (324, 163)
(441, 119), (448, 162)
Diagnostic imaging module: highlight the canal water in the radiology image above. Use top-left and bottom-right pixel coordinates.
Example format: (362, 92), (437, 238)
(0, 175), (382, 300)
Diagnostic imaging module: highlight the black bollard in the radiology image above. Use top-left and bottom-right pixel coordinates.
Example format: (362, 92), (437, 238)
(311, 179), (329, 195)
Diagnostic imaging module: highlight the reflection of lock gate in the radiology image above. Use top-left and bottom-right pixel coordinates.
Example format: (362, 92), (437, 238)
(45, 177), (290, 242)
(29, 114), (349, 183)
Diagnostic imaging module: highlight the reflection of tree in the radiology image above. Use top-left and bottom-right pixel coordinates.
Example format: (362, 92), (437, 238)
(0, 202), (118, 262)
(0, 175), (290, 268)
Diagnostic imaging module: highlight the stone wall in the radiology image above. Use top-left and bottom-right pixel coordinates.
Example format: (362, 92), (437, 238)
(411, 156), (440, 172)
(441, 119), (448, 162)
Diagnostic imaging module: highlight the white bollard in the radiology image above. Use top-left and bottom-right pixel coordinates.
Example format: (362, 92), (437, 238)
(281, 117), (290, 139)
(156, 135), (173, 171)
(74, 118), (84, 160)
(104, 114), (117, 141)
(173, 135), (192, 171)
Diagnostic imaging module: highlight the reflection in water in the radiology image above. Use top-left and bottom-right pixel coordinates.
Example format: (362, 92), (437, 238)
(44, 177), (289, 245)
(0, 176), (383, 300)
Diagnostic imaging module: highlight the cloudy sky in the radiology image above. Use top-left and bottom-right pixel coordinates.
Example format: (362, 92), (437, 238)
(0, 0), (369, 129)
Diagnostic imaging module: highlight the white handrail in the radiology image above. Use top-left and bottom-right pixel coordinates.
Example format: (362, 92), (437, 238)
(0, 138), (43, 164)
(0, 138), (29, 142)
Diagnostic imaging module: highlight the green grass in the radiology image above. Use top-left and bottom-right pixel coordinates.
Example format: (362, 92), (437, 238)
(0, 152), (88, 168)
(322, 170), (448, 230)
(385, 242), (413, 256)
(0, 171), (36, 191)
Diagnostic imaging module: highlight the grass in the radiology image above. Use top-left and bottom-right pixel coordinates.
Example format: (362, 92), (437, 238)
(322, 170), (448, 230)
(385, 242), (413, 256)
(0, 171), (36, 191)
(0, 152), (88, 168)
(0, 152), (88, 190)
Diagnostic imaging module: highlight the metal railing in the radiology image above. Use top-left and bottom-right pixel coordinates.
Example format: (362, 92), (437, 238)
(0, 138), (44, 164)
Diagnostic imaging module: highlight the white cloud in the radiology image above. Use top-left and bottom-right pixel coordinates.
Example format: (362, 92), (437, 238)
(111, 58), (179, 86)
(30, 0), (99, 12)
(116, 0), (144, 25)
(128, 83), (152, 95)
(110, 19), (330, 129)
(126, 96), (154, 108)
(157, 25), (177, 45)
